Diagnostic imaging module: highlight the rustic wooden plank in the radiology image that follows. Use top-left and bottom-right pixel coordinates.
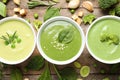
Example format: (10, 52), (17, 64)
(2, 74), (120, 80)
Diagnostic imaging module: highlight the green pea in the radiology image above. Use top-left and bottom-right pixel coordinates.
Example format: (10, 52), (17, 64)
(11, 43), (15, 48)
(17, 38), (21, 43)
(34, 13), (39, 19)
(70, 9), (75, 14)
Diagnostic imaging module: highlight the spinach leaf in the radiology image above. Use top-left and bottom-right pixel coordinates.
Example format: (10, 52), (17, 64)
(59, 67), (77, 80)
(0, 2), (6, 17)
(10, 67), (23, 80)
(24, 56), (45, 72)
(44, 6), (60, 21)
(58, 28), (74, 44)
(38, 62), (52, 80)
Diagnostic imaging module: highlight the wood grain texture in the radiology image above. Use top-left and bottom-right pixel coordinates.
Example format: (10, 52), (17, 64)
(1, 0), (120, 80)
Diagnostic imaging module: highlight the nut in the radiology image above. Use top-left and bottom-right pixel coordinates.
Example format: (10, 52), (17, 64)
(68, 0), (80, 9)
(76, 18), (83, 25)
(20, 9), (27, 16)
(24, 78), (29, 80)
(13, 14), (18, 17)
(72, 14), (78, 20)
(82, 1), (93, 12)
(13, 0), (20, 5)
(78, 10), (84, 17)
(14, 8), (21, 13)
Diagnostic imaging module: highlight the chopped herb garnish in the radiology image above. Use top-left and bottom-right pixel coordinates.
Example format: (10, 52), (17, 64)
(0, 31), (22, 49)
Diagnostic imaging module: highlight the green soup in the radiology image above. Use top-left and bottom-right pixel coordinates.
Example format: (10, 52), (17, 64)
(0, 20), (34, 62)
(40, 20), (82, 61)
(88, 18), (120, 61)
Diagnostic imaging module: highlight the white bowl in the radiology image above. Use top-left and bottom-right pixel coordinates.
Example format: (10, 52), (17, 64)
(0, 17), (36, 65)
(86, 16), (120, 64)
(37, 16), (85, 65)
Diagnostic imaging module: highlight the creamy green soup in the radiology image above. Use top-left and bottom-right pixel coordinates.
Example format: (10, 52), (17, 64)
(40, 20), (82, 61)
(88, 18), (120, 61)
(0, 20), (34, 62)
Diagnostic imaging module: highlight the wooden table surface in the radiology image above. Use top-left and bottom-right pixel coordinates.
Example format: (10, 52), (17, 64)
(1, 0), (120, 80)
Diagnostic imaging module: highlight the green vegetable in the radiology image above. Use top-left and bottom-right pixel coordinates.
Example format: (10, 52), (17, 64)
(70, 9), (75, 14)
(98, 0), (119, 9)
(28, 1), (56, 9)
(74, 61), (81, 68)
(53, 65), (77, 80)
(109, 9), (115, 15)
(0, 31), (22, 48)
(38, 62), (52, 80)
(10, 67), (23, 80)
(2, 0), (8, 3)
(44, 6), (60, 21)
(33, 20), (42, 31)
(53, 64), (63, 80)
(0, 2), (6, 17)
(118, 76), (120, 80)
(58, 28), (74, 44)
(93, 63), (97, 67)
(24, 56), (44, 72)
(52, 0), (59, 3)
(34, 13), (39, 19)
(80, 66), (90, 77)
(83, 14), (96, 24)
(102, 77), (110, 80)
(100, 33), (119, 45)
(59, 67), (77, 80)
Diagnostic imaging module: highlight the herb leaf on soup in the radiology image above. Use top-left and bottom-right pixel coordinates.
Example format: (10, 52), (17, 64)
(44, 6), (60, 21)
(58, 28), (74, 44)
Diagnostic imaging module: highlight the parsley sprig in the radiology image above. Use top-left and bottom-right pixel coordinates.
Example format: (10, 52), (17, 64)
(0, 31), (21, 48)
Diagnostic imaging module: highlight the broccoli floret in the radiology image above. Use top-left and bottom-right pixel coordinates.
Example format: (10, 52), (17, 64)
(115, 5), (120, 16)
(99, 0), (119, 9)
(83, 14), (96, 24)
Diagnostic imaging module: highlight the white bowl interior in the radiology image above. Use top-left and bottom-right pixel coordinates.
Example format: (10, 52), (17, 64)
(86, 16), (120, 64)
(0, 17), (36, 65)
(37, 16), (85, 65)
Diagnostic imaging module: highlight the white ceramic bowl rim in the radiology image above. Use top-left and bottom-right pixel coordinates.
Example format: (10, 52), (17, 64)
(0, 17), (36, 65)
(86, 15), (120, 64)
(37, 16), (85, 65)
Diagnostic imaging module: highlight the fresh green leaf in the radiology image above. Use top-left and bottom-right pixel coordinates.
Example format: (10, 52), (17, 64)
(59, 67), (77, 80)
(38, 62), (52, 80)
(58, 28), (74, 44)
(28, 1), (56, 9)
(44, 7), (60, 21)
(10, 67), (23, 80)
(0, 2), (6, 17)
(111, 64), (120, 73)
(24, 56), (44, 72)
